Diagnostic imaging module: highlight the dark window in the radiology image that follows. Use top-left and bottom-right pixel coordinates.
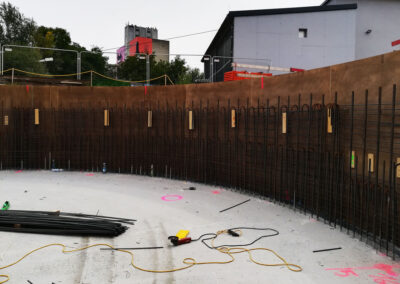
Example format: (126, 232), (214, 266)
(299, 28), (308, 38)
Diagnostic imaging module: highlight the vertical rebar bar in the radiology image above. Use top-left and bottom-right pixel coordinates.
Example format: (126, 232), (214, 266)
(373, 88), (382, 245)
(360, 90), (368, 241)
(348, 92), (354, 234)
(389, 85), (396, 258)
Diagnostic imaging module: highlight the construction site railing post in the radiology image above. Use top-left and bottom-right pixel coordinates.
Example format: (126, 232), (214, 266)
(77, 53), (81, 80)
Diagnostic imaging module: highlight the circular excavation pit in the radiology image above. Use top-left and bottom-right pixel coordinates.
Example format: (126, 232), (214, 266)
(0, 170), (398, 283)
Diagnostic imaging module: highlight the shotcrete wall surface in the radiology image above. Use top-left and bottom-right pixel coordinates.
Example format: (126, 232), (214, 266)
(1, 51), (400, 260)
(1, 51), (400, 109)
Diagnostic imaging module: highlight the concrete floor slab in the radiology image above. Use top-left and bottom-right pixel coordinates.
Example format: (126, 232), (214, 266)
(0, 171), (398, 283)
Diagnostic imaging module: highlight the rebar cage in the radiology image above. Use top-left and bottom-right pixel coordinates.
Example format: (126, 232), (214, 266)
(0, 88), (399, 258)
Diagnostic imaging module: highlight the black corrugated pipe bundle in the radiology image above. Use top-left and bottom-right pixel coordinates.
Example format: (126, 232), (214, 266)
(0, 210), (135, 237)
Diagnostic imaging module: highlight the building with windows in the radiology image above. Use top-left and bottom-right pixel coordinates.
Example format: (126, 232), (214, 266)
(203, 0), (400, 82)
(117, 25), (169, 64)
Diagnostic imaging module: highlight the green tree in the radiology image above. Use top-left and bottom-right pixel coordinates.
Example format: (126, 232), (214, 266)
(33, 27), (108, 75)
(0, 2), (36, 45)
(4, 47), (46, 73)
(0, 2), (46, 74)
(151, 59), (169, 79)
(178, 68), (205, 84)
(80, 46), (109, 75)
(0, 2), (109, 78)
(50, 27), (71, 49)
(167, 56), (188, 83)
(34, 27), (55, 48)
(117, 55), (149, 82)
(118, 55), (201, 85)
(33, 27), (76, 74)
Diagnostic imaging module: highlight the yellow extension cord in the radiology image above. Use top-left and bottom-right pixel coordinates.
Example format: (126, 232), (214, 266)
(0, 229), (302, 283)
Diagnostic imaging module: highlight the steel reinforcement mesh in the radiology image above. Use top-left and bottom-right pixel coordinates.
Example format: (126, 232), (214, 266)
(0, 90), (399, 258)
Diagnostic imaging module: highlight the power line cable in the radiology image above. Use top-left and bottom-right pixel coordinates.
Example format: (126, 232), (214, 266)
(101, 29), (217, 52)
(164, 29), (217, 40)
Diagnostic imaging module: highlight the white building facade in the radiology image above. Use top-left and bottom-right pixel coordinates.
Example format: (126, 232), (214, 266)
(204, 1), (400, 81)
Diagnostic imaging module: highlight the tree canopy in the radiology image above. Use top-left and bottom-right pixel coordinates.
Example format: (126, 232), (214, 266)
(0, 1), (205, 85)
(0, 2), (108, 76)
(0, 2), (35, 45)
(118, 55), (204, 85)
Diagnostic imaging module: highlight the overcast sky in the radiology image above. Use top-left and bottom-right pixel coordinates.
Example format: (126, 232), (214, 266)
(10, 0), (323, 69)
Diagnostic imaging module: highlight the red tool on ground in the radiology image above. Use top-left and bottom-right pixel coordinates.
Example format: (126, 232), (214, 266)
(168, 236), (192, 246)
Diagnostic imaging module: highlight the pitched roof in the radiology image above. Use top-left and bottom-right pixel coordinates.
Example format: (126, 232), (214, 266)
(228, 3), (356, 17)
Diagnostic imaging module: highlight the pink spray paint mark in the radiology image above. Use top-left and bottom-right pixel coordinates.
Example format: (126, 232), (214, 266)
(26, 85), (29, 93)
(15, 170), (22, 173)
(261, 77), (264, 89)
(85, 173), (94, 176)
(212, 190), (221, 194)
(368, 273), (400, 284)
(161, 195), (183, 202)
(373, 264), (399, 276)
(326, 264), (400, 278)
(326, 268), (359, 277)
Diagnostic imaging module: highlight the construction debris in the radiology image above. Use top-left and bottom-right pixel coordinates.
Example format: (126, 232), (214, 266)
(183, 187), (196, 190)
(100, 247), (163, 250)
(313, 247), (342, 253)
(0, 210), (135, 237)
(219, 199), (251, 213)
(1, 201), (10, 210)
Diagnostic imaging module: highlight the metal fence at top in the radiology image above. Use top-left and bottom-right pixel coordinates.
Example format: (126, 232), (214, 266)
(0, 43), (273, 85)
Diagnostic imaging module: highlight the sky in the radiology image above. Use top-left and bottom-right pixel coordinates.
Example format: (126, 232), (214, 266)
(10, 0), (323, 70)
